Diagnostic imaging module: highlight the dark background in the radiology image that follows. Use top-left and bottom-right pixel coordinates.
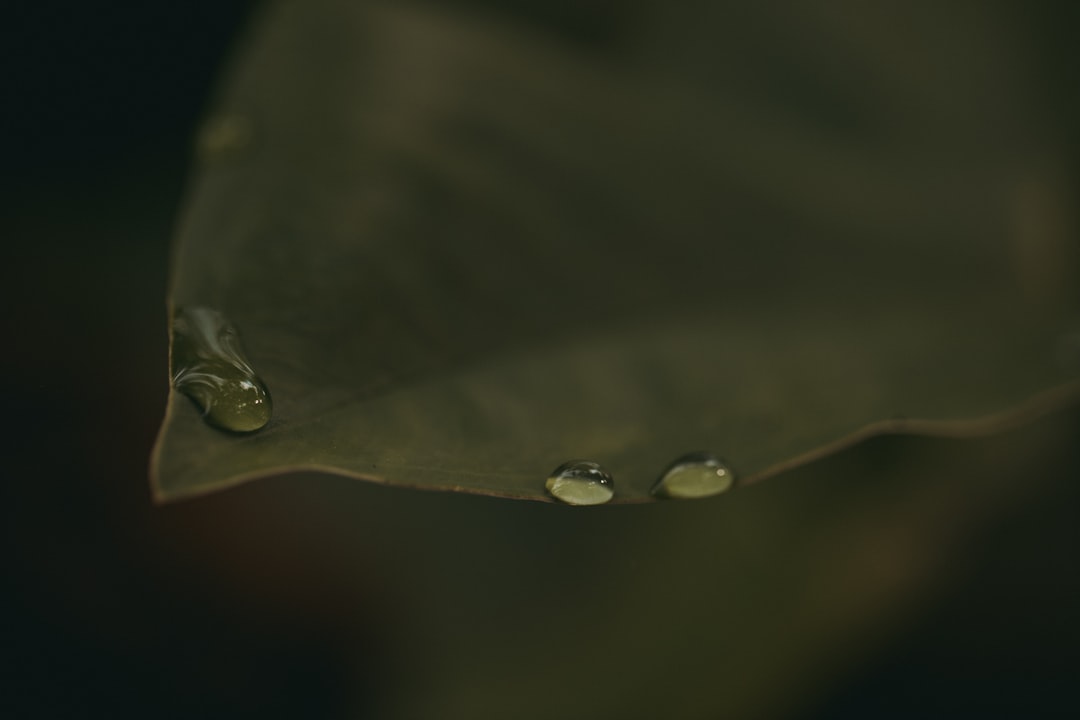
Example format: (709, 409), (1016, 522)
(2, 2), (1078, 718)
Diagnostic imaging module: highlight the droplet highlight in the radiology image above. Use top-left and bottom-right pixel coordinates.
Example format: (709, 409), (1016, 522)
(651, 452), (734, 499)
(171, 306), (272, 432)
(545, 460), (614, 506)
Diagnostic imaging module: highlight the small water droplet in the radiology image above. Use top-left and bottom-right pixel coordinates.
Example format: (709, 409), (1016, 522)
(545, 460), (614, 505)
(651, 452), (734, 499)
(171, 306), (272, 432)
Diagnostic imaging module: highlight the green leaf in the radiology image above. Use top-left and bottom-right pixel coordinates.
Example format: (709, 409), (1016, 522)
(152, 0), (1079, 502)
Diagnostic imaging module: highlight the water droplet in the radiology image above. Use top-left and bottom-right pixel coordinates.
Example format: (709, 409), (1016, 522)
(171, 307), (272, 432)
(545, 460), (614, 506)
(651, 452), (734, 499)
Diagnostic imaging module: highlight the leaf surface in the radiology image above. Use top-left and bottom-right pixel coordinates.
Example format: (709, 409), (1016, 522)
(152, 0), (1079, 502)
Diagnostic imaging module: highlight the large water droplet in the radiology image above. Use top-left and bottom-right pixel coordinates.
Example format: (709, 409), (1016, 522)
(545, 460), (614, 505)
(651, 452), (734, 499)
(171, 306), (272, 432)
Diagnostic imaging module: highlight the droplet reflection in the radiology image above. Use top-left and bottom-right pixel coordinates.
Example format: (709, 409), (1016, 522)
(545, 460), (614, 506)
(651, 452), (734, 499)
(171, 306), (272, 432)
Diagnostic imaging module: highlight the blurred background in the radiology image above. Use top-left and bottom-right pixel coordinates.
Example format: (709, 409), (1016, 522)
(2, 1), (1078, 718)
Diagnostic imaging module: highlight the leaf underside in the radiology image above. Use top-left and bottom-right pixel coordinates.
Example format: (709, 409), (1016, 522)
(152, 0), (1079, 503)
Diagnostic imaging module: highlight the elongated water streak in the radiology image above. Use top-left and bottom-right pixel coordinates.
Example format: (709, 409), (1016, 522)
(171, 306), (272, 432)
